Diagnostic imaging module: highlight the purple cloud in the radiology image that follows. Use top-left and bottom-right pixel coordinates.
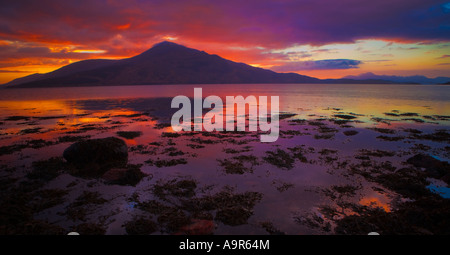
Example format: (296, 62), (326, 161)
(272, 59), (362, 71)
(0, 0), (448, 51)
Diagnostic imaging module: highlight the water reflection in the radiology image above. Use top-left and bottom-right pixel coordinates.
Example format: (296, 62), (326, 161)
(0, 84), (449, 235)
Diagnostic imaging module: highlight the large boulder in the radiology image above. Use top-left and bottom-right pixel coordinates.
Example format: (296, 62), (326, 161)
(63, 137), (128, 177)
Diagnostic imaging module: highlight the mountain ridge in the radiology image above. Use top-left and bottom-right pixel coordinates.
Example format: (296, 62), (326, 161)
(4, 41), (320, 88)
(3, 41), (445, 88)
(344, 72), (450, 85)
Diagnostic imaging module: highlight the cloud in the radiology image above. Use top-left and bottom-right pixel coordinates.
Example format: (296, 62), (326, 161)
(0, 0), (448, 79)
(364, 59), (392, 63)
(0, 0), (448, 51)
(0, 70), (36, 73)
(271, 59), (362, 72)
(437, 55), (450, 59)
(0, 42), (106, 61)
(0, 59), (70, 68)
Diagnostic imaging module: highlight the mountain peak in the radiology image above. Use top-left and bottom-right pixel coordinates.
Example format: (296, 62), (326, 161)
(152, 40), (186, 49)
(131, 41), (191, 59)
(5, 41), (319, 87)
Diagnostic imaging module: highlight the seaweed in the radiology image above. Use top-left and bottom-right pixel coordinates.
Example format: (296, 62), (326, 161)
(318, 126), (338, 134)
(218, 155), (259, 175)
(412, 130), (450, 143)
(332, 119), (352, 125)
(116, 131), (143, 140)
(215, 207), (253, 226)
(384, 112), (400, 117)
(0, 144), (28, 156)
(371, 117), (395, 125)
(327, 185), (360, 200)
(263, 149), (295, 170)
(334, 195), (450, 235)
(145, 158), (188, 168)
(138, 183), (263, 230)
(278, 113), (298, 120)
(102, 164), (148, 186)
(280, 130), (305, 137)
(27, 157), (65, 182)
(343, 130), (359, 136)
(32, 189), (69, 212)
(35, 115), (67, 120)
(162, 147), (185, 157)
(402, 118), (425, 123)
(399, 112), (419, 117)
(19, 127), (42, 135)
(294, 211), (331, 232)
(64, 191), (108, 221)
(289, 119), (307, 125)
(402, 128), (422, 134)
(376, 135), (405, 141)
(314, 133), (335, 140)
(259, 221), (285, 235)
(189, 137), (219, 144)
(4, 116), (31, 121)
(161, 132), (181, 138)
(319, 149), (338, 156)
(138, 200), (173, 215)
(113, 113), (147, 118)
(154, 123), (172, 129)
(367, 127), (396, 134)
(153, 179), (197, 200)
(287, 146), (309, 163)
(358, 149), (396, 158)
(272, 180), (295, 192)
(74, 223), (106, 235)
(57, 135), (91, 143)
(187, 144), (205, 149)
(124, 217), (157, 235)
(26, 139), (55, 149)
(334, 114), (358, 120)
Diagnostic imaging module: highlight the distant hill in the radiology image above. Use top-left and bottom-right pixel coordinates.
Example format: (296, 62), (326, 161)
(344, 72), (450, 85)
(4, 41), (320, 88)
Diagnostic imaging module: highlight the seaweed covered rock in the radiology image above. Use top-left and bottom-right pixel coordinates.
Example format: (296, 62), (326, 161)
(406, 154), (450, 184)
(102, 164), (148, 186)
(63, 137), (128, 177)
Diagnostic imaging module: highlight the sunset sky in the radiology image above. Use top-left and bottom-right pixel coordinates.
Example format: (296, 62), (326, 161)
(0, 0), (449, 84)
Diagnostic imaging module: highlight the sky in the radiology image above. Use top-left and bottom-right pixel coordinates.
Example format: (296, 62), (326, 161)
(0, 0), (449, 84)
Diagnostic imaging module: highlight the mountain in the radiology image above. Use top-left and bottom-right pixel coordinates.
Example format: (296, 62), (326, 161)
(4, 73), (45, 87)
(4, 41), (320, 88)
(343, 72), (450, 85)
(5, 59), (116, 87)
(5, 42), (442, 88)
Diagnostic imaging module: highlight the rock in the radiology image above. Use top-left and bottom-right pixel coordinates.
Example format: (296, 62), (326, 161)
(63, 137), (128, 177)
(406, 154), (450, 183)
(101, 164), (148, 186)
(102, 168), (128, 182)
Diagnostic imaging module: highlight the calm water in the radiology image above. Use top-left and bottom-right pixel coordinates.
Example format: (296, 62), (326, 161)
(0, 84), (449, 235)
(1, 83), (449, 111)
